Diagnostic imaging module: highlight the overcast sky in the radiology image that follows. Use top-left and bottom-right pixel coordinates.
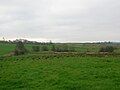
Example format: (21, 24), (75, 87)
(0, 0), (120, 42)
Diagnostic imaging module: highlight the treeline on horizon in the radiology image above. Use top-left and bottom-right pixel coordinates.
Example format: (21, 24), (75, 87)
(0, 39), (119, 56)
(0, 39), (120, 45)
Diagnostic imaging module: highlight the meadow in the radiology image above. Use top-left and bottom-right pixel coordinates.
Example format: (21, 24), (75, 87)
(0, 42), (120, 90)
(0, 54), (120, 90)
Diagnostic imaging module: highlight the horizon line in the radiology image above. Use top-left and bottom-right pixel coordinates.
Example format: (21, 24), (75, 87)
(0, 38), (120, 43)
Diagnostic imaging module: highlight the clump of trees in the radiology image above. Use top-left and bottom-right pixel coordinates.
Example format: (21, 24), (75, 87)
(31, 44), (75, 52)
(54, 44), (68, 52)
(99, 46), (115, 53)
(14, 41), (28, 55)
(51, 44), (75, 52)
(32, 45), (49, 52)
(32, 46), (40, 52)
(41, 45), (49, 51)
(51, 45), (56, 51)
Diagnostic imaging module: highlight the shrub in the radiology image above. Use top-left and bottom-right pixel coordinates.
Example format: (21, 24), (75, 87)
(32, 46), (40, 52)
(49, 44), (75, 52)
(14, 41), (28, 55)
(54, 44), (74, 52)
(55, 46), (62, 52)
(62, 44), (69, 52)
(68, 46), (75, 52)
(99, 46), (114, 53)
(41, 45), (49, 51)
(51, 45), (56, 51)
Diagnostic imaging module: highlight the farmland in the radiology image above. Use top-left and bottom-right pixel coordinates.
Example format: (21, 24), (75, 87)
(0, 42), (120, 90)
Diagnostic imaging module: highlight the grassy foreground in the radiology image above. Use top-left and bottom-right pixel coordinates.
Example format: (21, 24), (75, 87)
(0, 55), (120, 90)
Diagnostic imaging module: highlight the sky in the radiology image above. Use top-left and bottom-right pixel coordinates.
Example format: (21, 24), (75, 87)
(0, 0), (120, 42)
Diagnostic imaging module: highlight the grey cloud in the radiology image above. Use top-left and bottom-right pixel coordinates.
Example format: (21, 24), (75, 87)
(0, 0), (120, 42)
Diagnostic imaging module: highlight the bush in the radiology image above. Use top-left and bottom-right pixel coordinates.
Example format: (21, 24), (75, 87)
(41, 45), (49, 51)
(53, 44), (75, 52)
(68, 46), (75, 52)
(32, 46), (40, 52)
(51, 45), (56, 51)
(99, 46), (114, 53)
(14, 41), (28, 55)
(62, 44), (69, 52)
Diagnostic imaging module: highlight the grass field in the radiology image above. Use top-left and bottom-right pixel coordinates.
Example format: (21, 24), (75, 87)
(0, 43), (15, 56)
(0, 42), (120, 89)
(0, 54), (120, 90)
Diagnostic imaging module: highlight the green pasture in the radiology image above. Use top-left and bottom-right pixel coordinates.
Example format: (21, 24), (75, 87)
(0, 55), (120, 90)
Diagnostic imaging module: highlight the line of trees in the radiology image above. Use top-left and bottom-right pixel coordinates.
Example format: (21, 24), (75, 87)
(11, 39), (117, 56)
(32, 44), (75, 52)
(13, 40), (76, 56)
(0, 39), (53, 45)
